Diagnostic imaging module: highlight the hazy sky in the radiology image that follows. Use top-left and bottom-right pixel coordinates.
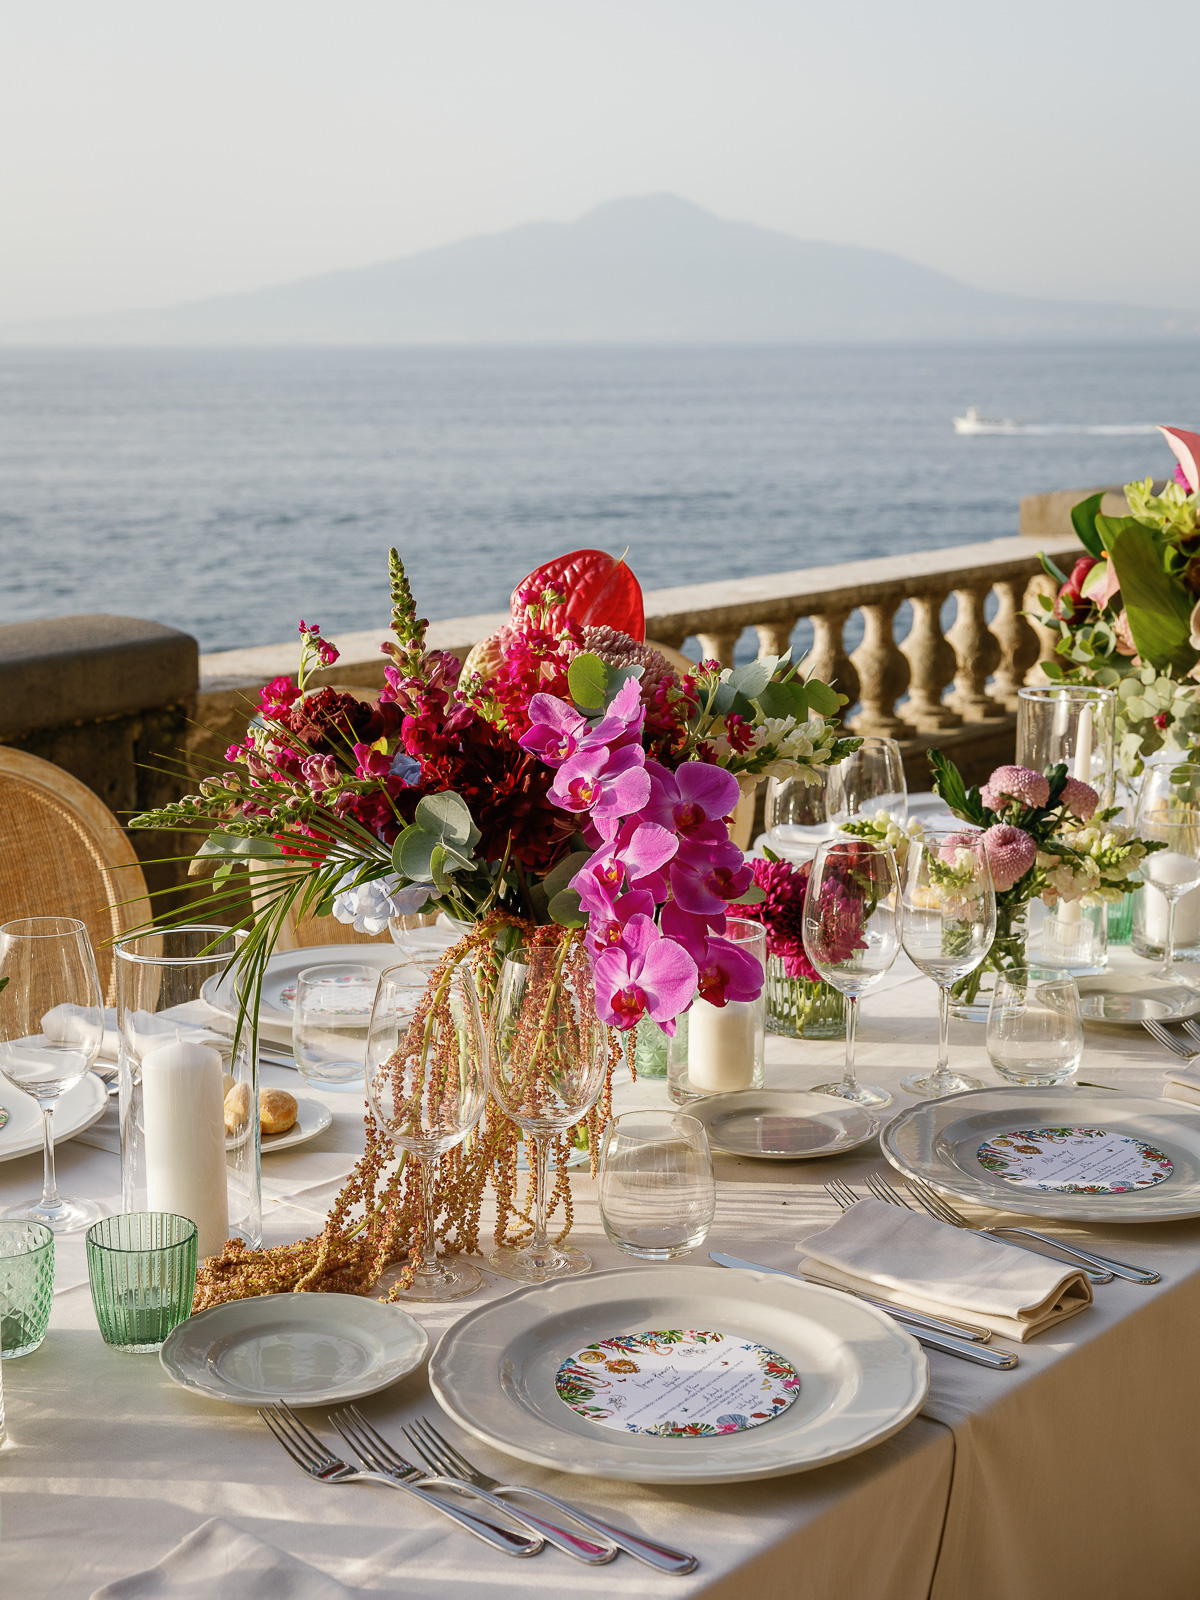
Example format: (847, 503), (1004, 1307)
(4, 0), (1197, 323)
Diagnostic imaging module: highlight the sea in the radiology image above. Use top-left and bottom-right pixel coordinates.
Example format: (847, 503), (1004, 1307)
(2, 342), (1197, 658)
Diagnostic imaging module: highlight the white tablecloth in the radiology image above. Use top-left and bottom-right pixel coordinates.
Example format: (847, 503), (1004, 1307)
(4, 949), (1200, 1600)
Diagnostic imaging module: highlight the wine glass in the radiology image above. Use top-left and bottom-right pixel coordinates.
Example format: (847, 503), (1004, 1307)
(986, 968), (1083, 1086)
(365, 962), (487, 1301)
(1134, 762), (1200, 982)
(899, 829), (996, 1098)
(826, 735), (907, 827)
(0, 917), (104, 1232)
(487, 945), (608, 1283)
(802, 838), (899, 1107)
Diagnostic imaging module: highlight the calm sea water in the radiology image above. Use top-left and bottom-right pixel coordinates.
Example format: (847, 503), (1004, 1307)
(2, 344), (1197, 656)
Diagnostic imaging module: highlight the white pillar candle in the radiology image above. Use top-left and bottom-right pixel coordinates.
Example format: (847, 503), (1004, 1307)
(141, 1038), (229, 1259)
(1057, 706), (1094, 932)
(1143, 856), (1200, 949)
(687, 998), (756, 1092)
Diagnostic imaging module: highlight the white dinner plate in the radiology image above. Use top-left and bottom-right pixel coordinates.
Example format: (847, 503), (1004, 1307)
(0, 1072), (108, 1164)
(882, 1086), (1200, 1222)
(430, 1265), (927, 1483)
(202, 944), (428, 1045)
(690, 1090), (881, 1161)
(1073, 975), (1200, 1025)
(259, 1096), (333, 1155)
(160, 1292), (429, 1406)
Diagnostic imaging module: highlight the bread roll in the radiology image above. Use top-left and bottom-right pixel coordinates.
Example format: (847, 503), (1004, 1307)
(259, 1087), (298, 1136)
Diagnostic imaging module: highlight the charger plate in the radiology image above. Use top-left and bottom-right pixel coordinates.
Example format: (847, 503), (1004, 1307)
(882, 1086), (1200, 1222)
(201, 945), (426, 1046)
(429, 1265), (927, 1483)
(690, 1090), (881, 1161)
(160, 1292), (428, 1406)
(0, 1072), (107, 1164)
(1074, 975), (1200, 1026)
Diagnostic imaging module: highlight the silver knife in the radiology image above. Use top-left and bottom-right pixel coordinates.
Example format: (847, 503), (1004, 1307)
(709, 1251), (1018, 1368)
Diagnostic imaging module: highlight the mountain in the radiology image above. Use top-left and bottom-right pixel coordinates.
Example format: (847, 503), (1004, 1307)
(5, 194), (1195, 345)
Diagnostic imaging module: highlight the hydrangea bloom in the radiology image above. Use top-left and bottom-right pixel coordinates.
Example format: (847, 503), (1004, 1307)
(981, 824), (1037, 892)
(332, 871), (432, 935)
(979, 766), (1050, 812)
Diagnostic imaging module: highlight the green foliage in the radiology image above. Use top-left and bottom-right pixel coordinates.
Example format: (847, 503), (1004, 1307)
(1125, 477), (1199, 541)
(391, 791), (481, 882)
(548, 887), (587, 927)
(1069, 491), (1107, 559)
(1104, 518), (1195, 674)
(1040, 550), (1068, 585)
(567, 652), (609, 711)
(928, 748), (985, 826)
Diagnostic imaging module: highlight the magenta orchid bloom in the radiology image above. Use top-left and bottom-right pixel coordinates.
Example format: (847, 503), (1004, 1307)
(549, 742), (651, 820)
(592, 916), (698, 1033)
(352, 742), (391, 780)
(519, 694), (588, 766)
(644, 759), (739, 842)
(668, 837), (753, 916)
(572, 820), (679, 909)
(582, 676), (646, 748)
(694, 934), (763, 1007)
(660, 899), (726, 957)
(584, 888), (657, 955)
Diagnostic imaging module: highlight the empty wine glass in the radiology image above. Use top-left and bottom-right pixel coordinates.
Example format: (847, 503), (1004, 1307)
(0, 917), (104, 1231)
(900, 829), (996, 1098)
(802, 838), (900, 1107)
(487, 944), (608, 1284)
(1134, 762), (1200, 982)
(986, 968), (1083, 1086)
(826, 735), (907, 827)
(598, 1111), (715, 1259)
(365, 963), (487, 1301)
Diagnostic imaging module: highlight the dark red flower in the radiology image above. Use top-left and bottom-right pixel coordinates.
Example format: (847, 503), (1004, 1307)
(1055, 555), (1100, 621)
(752, 857), (819, 982)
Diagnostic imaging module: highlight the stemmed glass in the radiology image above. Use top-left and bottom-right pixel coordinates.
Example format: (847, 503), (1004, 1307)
(825, 735), (907, 826)
(802, 838), (900, 1107)
(1134, 763), (1200, 982)
(899, 829), (996, 1098)
(487, 945), (608, 1284)
(365, 962), (487, 1301)
(0, 917), (105, 1232)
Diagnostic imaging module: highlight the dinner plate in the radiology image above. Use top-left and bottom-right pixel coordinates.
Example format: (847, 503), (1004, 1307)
(429, 1265), (927, 1483)
(882, 1086), (1200, 1221)
(259, 1096), (333, 1155)
(1073, 975), (1200, 1025)
(690, 1090), (881, 1161)
(0, 1072), (107, 1164)
(160, 1292), (429, 1406)
(202, 945), (427, 1045)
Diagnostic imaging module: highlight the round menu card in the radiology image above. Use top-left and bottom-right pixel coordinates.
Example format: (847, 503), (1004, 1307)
(555, 1329), (800, 1437)
(976, 1127), (1174, 1194)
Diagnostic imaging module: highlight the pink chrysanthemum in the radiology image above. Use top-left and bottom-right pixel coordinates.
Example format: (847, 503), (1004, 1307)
(1061, 776), (1099, 821)
(980, 765), (1050, 813)
(981, 824), (1037, 892)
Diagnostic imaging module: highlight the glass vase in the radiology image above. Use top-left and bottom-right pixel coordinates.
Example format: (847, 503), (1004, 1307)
(764, 959), (846, 1039)
(948, 903), (1030, 1022)
(1032, 900), (1108, 977)
(633, 1016), (670, 1078)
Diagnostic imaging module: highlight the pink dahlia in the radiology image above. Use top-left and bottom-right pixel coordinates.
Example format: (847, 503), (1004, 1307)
(752, 856), (819, 982)
(1060, 776), (1099, 822)
(981, 824), (1036, 892)
(980, 765), (1050, 813)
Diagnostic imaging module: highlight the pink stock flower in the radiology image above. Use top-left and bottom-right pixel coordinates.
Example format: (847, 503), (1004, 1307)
(669, 836), (753, 916)
(981, 824), (1037, 892)
(592, 917), (698, 1033)
(352, 742), (391, 780)
(301, 754), (342, 793)
(980, 765), (1050, 813)
(644, 759), (740, 843)
(1061, 776), (1099, 821)
(259, 675), (301, 718)
(549, 743), (651, 820)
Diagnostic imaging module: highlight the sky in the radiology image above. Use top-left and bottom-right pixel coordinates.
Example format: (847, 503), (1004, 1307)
(3, 0), (1197, 324)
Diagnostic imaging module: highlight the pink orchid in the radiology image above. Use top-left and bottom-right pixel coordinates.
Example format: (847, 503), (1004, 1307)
(520, 694), (588, 766)
(585, 889), (657, 956)
(644, 759), (740, 842)
(352, 742), (391, 780)
(592, 917), (698, 1033)
(669, 836), (753, 916)
(549, 743), (651, 820)
(660, 900), (727, 959)
(572, 821), (679, 910)
(582, 676), (646, 748)
(694, 933), (764, 1007)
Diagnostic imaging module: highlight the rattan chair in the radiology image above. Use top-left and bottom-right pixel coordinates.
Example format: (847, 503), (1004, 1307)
(0, 748), (152, 1004)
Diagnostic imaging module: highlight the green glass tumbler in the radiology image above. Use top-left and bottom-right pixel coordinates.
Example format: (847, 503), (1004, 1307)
(85, 1213), (198, 1354)
(0, 1221), (55, 1359)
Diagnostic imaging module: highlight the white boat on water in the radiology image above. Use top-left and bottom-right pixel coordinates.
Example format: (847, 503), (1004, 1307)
(953, 406), (1024, 435)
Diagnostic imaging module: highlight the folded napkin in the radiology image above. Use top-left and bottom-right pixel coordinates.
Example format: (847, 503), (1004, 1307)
(798, 1197), (1092, 1342)
(91, 1518), (354, 1600)
(1163, 1065), (1200, 1106)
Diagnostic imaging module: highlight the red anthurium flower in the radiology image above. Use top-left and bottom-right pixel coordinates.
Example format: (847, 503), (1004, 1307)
(510, 549), (646, 641)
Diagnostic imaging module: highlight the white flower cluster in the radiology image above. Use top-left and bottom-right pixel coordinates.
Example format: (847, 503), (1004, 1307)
(752, 717), (846, 783)
(840, 808), (925, 865)
(1038, 821), (1152, 907)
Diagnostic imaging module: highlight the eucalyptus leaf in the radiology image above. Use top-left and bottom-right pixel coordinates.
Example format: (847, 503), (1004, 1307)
(393, 826), (437, 882)
(756, 680), (809, 721)
(731, 884), (766, 905)
(726, 657), (775, 700)
(548, 887), (587, 928)
(602, 664), (644, 708)
(542, 849), (593, 900)
(801, 679), (842, 718)
(429, 842), (453, 894)
(568, 652), (609, 711)
(414, 791), (477, 849)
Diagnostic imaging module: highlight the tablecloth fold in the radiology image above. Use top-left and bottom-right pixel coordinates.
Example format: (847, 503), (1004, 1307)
(90, 1517), (354, 1600)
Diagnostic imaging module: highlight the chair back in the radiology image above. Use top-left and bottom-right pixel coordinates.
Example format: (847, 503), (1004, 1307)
(0, 748), (152, 1004)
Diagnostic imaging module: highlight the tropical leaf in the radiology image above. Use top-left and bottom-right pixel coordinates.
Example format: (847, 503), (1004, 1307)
(548, 887), (587, 928)
(1104, 519), (1197, 673)
(1069, 491), (1106, 559)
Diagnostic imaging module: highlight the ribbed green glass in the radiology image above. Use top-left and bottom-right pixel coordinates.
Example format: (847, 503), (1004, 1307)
(0, 1221), (54, 1359)
(85, 1213), (197, 1354)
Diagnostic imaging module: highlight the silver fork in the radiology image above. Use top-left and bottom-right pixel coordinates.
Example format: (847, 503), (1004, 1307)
(1182, 1019), (1200, 1047)
(331, 1407), (615, 1565)
(896, 1172), (1160, 1285)
(259, 1402), (542, 1558)
(402, 1414), (699, 1575)
(1143, 1019), (1197, 1059)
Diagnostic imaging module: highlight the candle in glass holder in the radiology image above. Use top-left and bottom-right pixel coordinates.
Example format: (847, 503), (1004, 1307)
(141, 1038), (229, 1259)
(1143, 858), (1200, 950)
(686, 998), (756, 1092)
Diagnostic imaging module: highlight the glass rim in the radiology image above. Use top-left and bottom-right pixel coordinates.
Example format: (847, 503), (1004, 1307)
(0, 915), (87, 940)
(607, 1109), (705, 1136)
(1016, 684), (1116, 702)
(114, 924), (240, 968)
(842, 734), (904, 751)
(993, 965), (1079, 987)
(0, 1218), (54, 1255)
(85, 1212), (199, 1253)
(297, 962), (377, 983)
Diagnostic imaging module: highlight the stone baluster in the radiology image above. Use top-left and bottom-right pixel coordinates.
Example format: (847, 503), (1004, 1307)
(947, 583), (1005, 720)
(899, 587), (962, 731)
(694, 628), (742, 668)
(1021, 573), (1062, 687)
(989, 577), (1042, 708)
(849, 600), (910, 735)
(801, 607), (859, 709)
(755, 618), (798, 660)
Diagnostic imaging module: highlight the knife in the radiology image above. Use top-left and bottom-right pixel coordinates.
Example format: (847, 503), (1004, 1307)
(709, 1251), (1018, 1369)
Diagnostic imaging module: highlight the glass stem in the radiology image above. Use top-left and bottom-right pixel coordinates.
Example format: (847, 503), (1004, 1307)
(1164, 896), (1178, 980)
(39, 1102), (60, 1213)
(529, 1133), (550, 1260)
(841, 997), (859, 1094)
(934, 983), (951, 1088)
(419, 1153), (440, 1277)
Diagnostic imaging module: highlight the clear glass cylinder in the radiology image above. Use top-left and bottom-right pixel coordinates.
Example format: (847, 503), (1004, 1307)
(1132, 881), (1200, 962)
(1016, 685), (1116, 807)
(115, 927), (260, 1262)
(667, 918), (766, 1104)
(1032, 899), (1108, 977)
(764, 771), (832, 864)
(764, 958), (847, 1038)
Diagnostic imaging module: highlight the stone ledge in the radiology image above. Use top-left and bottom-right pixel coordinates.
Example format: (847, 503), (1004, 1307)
(1018, 481), (1169, 542)
(0, 615), (199, 739)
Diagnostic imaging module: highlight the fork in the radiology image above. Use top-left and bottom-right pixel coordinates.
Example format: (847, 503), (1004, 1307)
(401, 1413), (699, 1575)
(331, 1407), (615, 1564)
(885, 1172), (1160, 1285)
(259, 1402), (542, 1557)
(1182, 1019), (1200, 1048)
(1143, 1019), (1197, 1059)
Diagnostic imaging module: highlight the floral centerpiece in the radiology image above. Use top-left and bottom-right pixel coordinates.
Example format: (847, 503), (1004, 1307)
(751, 853), (846, 1038)
(133, 547), (856, 1303)
(1035, 424), (1200, 780)
(929, 751), (1160, 1017)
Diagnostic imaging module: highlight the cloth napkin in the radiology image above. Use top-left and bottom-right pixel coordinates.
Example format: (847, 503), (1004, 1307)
(1163, 1064), (1200, 1106)
(798, 1197), (1093, 1341)
(90, 1518), (354, 1600)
